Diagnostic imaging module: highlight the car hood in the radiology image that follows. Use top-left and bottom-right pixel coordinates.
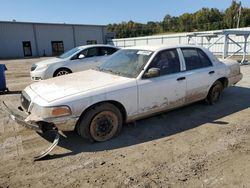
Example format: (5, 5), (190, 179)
(29, 69), (133, 102)
(35, 57), (65, 66)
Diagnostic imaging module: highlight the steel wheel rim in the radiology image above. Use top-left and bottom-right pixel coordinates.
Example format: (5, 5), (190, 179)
(90, 111), (118, 142)
(56, 70), (69, 76)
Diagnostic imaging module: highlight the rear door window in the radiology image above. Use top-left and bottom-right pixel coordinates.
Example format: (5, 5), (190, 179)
(107, 47), (118, 55)
(86, 47), (98, 57)
(197, 49), (212, 67)
(181, 48), (212, 71)
(100, 47), (118, 56)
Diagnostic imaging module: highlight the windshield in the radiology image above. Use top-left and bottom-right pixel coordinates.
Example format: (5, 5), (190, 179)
(99, 49), (153, 78)
(59, 47), (81, 59)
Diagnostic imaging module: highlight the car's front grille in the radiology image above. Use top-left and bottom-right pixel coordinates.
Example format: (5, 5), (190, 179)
(21, 92), (31, 111)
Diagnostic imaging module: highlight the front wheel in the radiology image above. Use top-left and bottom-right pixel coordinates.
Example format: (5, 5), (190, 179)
(206, 81), (223, 105)
(76, 103), (123, 142)
(53, 68), (71, 77)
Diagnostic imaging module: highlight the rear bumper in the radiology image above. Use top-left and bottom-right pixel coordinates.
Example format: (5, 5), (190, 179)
(228, 73), (243, 86)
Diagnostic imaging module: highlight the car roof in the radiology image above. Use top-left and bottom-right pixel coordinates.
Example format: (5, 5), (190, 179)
(78, 44), (119, 49)
(125, 44), (205, 52)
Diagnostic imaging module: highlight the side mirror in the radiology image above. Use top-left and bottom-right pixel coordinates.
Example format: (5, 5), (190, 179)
(78, 54), (85, 59)
(144, 68), (160, 78)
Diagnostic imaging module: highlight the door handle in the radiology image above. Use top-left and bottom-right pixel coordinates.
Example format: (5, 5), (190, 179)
(209, 71), (215, 74)
(177, 77), (186, 81)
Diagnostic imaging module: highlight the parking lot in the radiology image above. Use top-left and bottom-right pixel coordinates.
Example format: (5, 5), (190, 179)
(0, 58), (250, 187)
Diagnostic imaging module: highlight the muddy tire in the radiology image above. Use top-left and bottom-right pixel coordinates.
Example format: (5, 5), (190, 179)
(76, 103), (123, 142)
(53, 68), (72, 77)
(206, 81), (223, 105)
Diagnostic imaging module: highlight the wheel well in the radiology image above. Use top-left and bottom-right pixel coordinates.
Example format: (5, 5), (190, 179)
(53, 67), (72, 77)
(217, 77), (228, 88)
(76, 101), (127, 128)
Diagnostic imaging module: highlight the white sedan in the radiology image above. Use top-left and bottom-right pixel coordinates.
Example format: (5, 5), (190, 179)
(30, 44), (119, 81)
(4, 45), (242, 158)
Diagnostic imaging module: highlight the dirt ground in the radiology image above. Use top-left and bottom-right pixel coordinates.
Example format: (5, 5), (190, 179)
(0, 58), (250, 188)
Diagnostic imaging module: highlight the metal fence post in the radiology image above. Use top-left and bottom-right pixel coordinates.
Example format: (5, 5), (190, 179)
(201, 36), (203, 47)
(241, 34), (249, 63)
(223, 34), (229, 59)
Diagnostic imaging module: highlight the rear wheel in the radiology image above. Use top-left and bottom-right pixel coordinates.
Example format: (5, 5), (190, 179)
(207, 81), (223, 105)
(53, 68), (71, 77)
(76, 103), (123, 142)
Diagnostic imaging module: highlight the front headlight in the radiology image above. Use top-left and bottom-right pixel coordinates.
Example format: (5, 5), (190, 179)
(32, 105), (72, 119)
(35, 64), (48, 71)
(31, 64), (37, 71)
(50, 106), (72, 117)
(45, 106), (72, 118)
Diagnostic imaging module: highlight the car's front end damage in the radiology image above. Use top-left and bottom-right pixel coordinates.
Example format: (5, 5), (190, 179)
(3, 88), (79, 160)
(3, 69), (133, 160)
(19, 89), (78, 131)
(3, 101), (60, 160)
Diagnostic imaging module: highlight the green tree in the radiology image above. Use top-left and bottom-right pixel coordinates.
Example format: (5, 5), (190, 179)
(178, 13), (193, 32)
(224, 0), (241, 28)
(240, 8), (250, 27)
(194, 8), (224, 31)
(107, 1), (250, 38)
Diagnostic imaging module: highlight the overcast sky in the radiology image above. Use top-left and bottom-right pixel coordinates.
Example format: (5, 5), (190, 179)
(0, 0), (250, 25)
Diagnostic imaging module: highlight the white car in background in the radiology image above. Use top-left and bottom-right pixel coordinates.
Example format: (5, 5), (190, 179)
(30, 44), (119, 81)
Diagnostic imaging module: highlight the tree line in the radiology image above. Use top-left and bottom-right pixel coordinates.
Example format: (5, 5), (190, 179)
(107, 1), (250, 38)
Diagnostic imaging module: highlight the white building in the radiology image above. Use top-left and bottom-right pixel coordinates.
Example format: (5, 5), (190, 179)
(0, 21), (111, 58)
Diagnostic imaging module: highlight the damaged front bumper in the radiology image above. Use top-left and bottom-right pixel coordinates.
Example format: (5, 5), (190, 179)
(3, 101), (43, 133)
(2, 101), (60, 160)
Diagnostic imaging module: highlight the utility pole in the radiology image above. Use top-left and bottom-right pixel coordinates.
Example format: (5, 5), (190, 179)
(237, 1), (242, 28)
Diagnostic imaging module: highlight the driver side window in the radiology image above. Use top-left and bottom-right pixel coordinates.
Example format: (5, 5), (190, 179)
(147, 49), (181, 76)
(72, 48), (98, 60)
(71, 49), (87, 60)
(78, 49), (87, 57)
(85, 47), (98, 57)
